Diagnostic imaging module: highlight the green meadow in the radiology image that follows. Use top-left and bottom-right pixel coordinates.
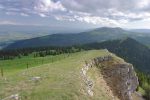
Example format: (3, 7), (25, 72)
(0, 50), (112, 100)
(0, 53), (71, 76)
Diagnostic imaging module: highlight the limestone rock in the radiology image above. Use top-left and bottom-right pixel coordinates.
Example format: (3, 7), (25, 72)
(81, 55), (139, 100)
(2, 94), (20, 100)
(93, 56), (139, 100)
(31, 76), (41, 82)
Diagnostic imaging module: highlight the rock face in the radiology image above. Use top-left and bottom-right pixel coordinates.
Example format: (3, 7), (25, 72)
(115, 64), (139, 100)
(81, 55), (139, 100)
(81, 61), (94, 96)
(93, 56), (139, 100)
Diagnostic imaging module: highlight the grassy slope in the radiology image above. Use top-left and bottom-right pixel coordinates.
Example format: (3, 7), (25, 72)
(0, 53), (70, 76)
(0, 50), (138, 100)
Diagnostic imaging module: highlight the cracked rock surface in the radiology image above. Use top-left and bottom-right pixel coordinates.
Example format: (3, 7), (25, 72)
(93, 56), (139, 100)
(81, 55), (139, 100)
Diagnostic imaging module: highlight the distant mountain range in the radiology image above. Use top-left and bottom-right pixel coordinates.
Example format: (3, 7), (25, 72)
(0, 25), (90, 49)
(130, 29), (150, 33)
(4, 27), (150, 49)
(0, 25), (89, 42)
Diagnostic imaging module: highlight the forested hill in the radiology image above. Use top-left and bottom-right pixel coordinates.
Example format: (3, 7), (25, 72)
(4, 27), (128, 49)
(4, 27), (150, 50)
(3, 27), (139, 49)
(2, 37), (150, 74)
(81, 37), (150, 73)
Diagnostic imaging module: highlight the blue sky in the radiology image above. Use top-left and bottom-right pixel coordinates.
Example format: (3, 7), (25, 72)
(0, 0), (150, 29)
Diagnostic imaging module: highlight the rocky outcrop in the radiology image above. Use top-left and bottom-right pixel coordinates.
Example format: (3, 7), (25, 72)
(100, 63), (139, 100)
(94, 56), (139, 100)
(80, 55), (113, 97)
(81, 55), (139, 100)
(81, 61), (94, 96)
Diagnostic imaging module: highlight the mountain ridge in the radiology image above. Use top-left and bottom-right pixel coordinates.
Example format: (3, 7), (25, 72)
(3, 27), (150, 50)
(81, 37), (150, 73)
(3, 27), (131, 49)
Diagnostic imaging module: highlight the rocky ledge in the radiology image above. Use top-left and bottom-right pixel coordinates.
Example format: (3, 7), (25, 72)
(81, 55), (139, 100)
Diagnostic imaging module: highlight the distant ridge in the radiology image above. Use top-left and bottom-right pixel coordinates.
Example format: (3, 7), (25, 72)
(82, 37), (150, 73)
(4, 27), (150, 49)
(4, 27), (130, 49)
(130, 29), (150, 33)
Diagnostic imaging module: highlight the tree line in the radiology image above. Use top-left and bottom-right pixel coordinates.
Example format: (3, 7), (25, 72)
(136, 71), (150, 99)
(0, 46), (82, 60)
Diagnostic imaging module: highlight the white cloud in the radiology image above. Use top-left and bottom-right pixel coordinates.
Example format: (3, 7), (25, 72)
(20, 13), (29, 17)
(55, 15), (75, 22)
(75, 16), (121, 26)
(0, 20), (43, 26)
(136, 0), (150, 9)
(5, 12), (16, 15)
(39, 13), (47, 17)
(1, 0), (150, 26)
(34, 0), (66, 13)
(0, 21), (21, 25)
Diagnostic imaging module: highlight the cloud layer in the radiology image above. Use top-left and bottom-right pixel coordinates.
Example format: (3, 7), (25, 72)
(0, 0), (150, 26)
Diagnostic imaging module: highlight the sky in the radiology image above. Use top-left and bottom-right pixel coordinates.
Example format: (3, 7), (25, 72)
(0, 0), (150, 29)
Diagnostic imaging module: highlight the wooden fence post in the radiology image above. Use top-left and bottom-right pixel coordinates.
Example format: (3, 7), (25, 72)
(27, 63), (29, 69)
(1, 67), (3, 77)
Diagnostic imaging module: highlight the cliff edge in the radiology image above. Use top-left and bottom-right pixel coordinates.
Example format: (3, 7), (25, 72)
(81, 53), (141, 100)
